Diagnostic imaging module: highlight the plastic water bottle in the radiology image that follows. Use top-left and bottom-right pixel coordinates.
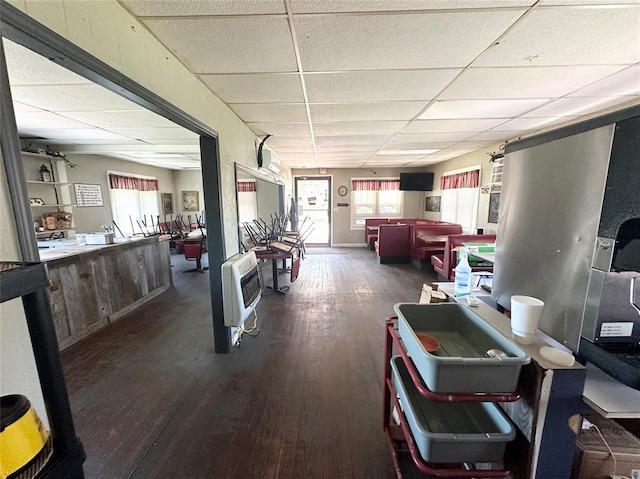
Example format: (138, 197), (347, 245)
(454, 248), (472, 297)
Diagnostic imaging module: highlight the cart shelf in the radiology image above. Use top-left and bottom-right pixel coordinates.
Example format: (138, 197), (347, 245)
(383, 315), (519, 478)
(1, 261), (85, 478)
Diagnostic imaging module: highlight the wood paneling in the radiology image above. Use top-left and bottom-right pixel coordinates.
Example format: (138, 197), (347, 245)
(46, 238), (172, 349)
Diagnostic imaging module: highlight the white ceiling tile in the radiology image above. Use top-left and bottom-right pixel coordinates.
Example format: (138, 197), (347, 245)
(419, 99), (549, 119)
(20, 128), (137, 141)
(11, 84), (144, 111)
(13, 102), (43, 113)
(58, 110), (178, 129)
(121, 0), (286, 16)
(229, 104), (309, 122)
(266, 136), (314, 146)
(440, 65), (628, 99)
(403, 119), (508, 133)
(295, 10), (527, 70)
(200, 73), (304, 103)
(407, 158), (449, 166)
(309, 102), (426, 121)
(568, 65), (640, 97)
(491, 116), (580, 131)
(391, 132), (475, 143)
(110, 127), (200, 140)
(305, 70), (460, 102)
(48, 139), (148, 146)
(313, 121), (406, 136)
(315, 135), (394, 146)
(467, 130), (525, 141)
(291, 0), (535, 13)
(385, 141), (456, 150)
(522, 96), (639, 118)
(316, 145), (379, 152)
(247, 122), (312, 137)
(139, 139), (201, 146)
(143, 16), (297, 73)
(474, 5), (640, 67)
(4, 39), (92, 86)
(453, 140), (498, 148)
(16, 111), (96, 129)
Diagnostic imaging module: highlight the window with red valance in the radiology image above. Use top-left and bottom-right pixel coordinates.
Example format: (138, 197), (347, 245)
(439, 170), (480, 190)
(237, 181), (257, 192)
(351, 179), (400, 191)
(109, 173), (159, 191)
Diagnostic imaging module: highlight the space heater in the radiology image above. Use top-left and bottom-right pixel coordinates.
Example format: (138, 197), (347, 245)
(221, 251), (261, 330)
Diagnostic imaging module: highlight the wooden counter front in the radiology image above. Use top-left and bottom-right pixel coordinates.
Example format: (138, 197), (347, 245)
(43, 236), (172, 350)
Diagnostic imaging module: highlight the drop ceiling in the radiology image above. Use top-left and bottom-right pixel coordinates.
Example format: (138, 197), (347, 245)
(5, 0), (640, 170)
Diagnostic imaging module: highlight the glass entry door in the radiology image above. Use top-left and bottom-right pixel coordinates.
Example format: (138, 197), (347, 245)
(294, 176), (331, 245)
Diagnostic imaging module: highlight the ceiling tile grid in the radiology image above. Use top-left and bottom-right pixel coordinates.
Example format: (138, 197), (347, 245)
(6, 2), (640, 169)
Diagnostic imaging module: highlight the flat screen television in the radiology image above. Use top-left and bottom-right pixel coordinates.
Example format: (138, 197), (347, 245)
(399, 172), (434, 191)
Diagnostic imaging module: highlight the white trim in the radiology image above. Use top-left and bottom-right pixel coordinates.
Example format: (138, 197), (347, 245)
(332, 243), (368, 248)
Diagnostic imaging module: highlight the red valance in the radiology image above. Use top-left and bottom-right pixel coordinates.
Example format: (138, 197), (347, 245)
(352, 179), (400, 191)
(109, 174), (158, 191)
(440, 170), (480, 190)
(237, 181), (257, 192)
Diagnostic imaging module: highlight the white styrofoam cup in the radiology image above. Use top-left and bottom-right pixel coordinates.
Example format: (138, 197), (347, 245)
(510, 295), (544, 345)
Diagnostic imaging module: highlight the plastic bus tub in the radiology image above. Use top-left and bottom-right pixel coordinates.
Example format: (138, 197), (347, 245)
(394, 303), (530, 393)
(391, 356), (515, 463)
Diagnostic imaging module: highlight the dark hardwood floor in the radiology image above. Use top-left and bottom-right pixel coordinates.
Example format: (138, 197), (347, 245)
(60, 247), (437, 478)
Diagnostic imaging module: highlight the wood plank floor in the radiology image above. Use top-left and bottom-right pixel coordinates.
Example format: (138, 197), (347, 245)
(60, 247), (437, 478)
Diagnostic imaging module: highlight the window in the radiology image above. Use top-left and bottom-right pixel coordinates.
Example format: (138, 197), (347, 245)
(109, 172), (159, 236)
(440, 168), (480, 234)
(351, 178), (403, 228)
(237, 181), (257, 224)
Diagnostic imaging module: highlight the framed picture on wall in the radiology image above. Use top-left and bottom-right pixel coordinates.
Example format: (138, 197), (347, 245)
(161, 193), (173, 215)
(182, 191), (199, 211)
(425, 195), (441, 212)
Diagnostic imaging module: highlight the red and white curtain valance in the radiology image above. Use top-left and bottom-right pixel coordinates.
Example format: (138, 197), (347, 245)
(352, 179), (400, 191)
(237, 181), (257, 192)
(439, 170), (480, 190)
(109, 174), (158, 191)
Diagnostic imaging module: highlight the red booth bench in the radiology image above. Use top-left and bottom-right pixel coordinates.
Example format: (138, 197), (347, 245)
(431, 234), (497, 281)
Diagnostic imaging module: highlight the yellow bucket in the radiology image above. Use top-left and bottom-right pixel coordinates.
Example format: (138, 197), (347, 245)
(0, 395), (49, 478)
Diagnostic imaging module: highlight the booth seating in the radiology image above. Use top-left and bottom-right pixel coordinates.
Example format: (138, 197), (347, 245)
(365, 218), (390, 250)
(410, 223), (464, 263)
(431, 234), (496, 281)
(183, 239), (208, 273)
(374, 224), (411, 264)
(365, 218), (459, 250)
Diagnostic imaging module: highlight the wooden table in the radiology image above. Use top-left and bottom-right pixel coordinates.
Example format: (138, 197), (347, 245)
(253, 247), (298, 295)
(415, 233), (449, 243)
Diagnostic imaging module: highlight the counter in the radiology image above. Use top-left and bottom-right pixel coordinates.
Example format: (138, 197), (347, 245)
(42, 236), (172, 349)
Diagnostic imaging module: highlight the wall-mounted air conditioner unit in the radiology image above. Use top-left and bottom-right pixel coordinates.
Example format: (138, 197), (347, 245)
(261, 150), (281, 174)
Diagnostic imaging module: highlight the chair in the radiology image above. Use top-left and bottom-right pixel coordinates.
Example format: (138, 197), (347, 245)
(183, 240), (208, 273)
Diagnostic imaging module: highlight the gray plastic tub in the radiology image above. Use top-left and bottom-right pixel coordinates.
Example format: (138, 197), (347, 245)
(391, 356), (515, 463)
(394, 303), (530, 393)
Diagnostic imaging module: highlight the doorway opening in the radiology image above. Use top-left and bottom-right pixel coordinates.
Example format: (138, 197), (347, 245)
(294, 176), (331, 246)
